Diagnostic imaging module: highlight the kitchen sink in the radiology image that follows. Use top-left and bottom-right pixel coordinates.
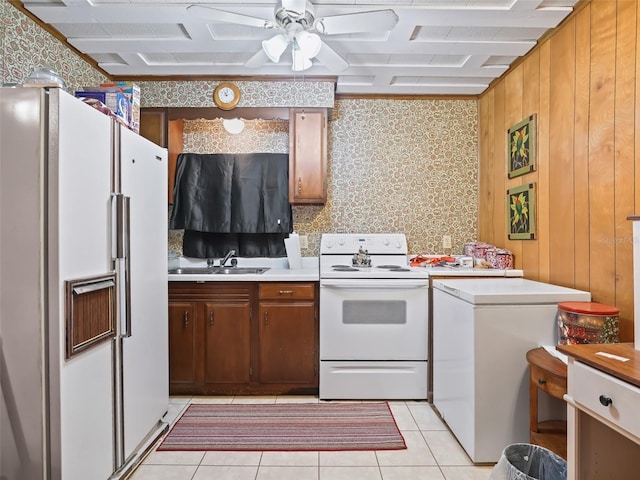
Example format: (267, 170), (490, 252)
(214, 267), (270, 275)
(168, 266), (270, 275)
(167, 267), (217, 275)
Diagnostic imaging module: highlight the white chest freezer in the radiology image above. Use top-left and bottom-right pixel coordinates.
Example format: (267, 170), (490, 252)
(432, 278), (591, 463)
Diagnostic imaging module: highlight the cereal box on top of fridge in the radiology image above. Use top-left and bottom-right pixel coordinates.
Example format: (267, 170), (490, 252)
(100, 82), (141, 134)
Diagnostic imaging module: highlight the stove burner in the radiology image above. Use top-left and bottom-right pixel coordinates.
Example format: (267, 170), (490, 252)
(377, 265), (403, 269)
(389, 267), (410, 272)
(332, 266), (359, 272)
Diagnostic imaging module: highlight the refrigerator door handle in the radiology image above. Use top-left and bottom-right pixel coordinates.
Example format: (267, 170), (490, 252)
(112, 193), (132, 337)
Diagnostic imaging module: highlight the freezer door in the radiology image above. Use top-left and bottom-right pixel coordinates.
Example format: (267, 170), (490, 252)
(53, 89), (116, 479)
(118, 125), (169, 461)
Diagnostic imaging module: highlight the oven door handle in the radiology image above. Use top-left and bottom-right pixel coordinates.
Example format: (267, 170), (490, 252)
(320, 280), (428, 289)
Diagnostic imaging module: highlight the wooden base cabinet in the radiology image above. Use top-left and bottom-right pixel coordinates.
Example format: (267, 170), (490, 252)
(169, 281), (318, 395)
(168, 283), (252, 395)
(168, 301), (198, 387)
(203, 302), (251, 385)
(258, 283), (318, 385)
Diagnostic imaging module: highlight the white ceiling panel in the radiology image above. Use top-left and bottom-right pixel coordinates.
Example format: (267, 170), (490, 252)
(22, 0), (580, 95)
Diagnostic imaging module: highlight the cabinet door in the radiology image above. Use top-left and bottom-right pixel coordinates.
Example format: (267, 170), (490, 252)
(139, 107), (167, 147)
(203, 302), (251, 384)
(289, 108), (327, 204)
(259, 301), (317, 384)
(168, 301), (198, 385)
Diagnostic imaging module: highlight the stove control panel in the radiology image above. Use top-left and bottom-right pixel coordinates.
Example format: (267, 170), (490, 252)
(320, 233), (407, 255)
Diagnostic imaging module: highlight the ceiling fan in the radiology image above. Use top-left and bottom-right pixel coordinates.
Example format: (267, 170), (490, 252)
(186, 0), (399, 73)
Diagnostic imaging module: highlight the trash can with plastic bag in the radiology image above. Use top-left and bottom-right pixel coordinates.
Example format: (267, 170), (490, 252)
(490, 443), (567, 480)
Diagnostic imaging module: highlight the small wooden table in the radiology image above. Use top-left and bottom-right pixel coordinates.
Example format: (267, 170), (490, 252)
(526, 347), (568, 459)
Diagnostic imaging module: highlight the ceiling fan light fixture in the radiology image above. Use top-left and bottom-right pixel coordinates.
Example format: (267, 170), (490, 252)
(295, 31), (321, 59)
(222, 118), (245, 135)
(262, 34), (289, 63)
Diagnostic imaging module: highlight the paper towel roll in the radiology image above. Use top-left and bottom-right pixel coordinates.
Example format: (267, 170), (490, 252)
(284, 234), (302, 269)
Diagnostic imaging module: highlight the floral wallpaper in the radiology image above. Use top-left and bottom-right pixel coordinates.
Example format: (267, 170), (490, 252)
(3, 0), (480, 258)
(298, 98), (478, 256)
(0, 2), (4, 79)
(167, 99), (478, 257)
(138, 80), (334, 108)
(183, 118), (289, 154)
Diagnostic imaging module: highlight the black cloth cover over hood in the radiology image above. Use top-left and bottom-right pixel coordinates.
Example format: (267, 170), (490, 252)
(169, 152), (292, 234)
(181, 231), (287, 258)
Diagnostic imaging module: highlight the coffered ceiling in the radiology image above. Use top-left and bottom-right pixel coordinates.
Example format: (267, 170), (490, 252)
(20, 0), (580, 95)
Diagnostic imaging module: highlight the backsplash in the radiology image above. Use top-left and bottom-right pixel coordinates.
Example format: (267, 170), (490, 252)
(296, 98), (478, 256)
(167, 99), (478, 257)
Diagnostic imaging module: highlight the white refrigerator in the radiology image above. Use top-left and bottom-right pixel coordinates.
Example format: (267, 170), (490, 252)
(432, 278), (590, 463)
(0, 87), (169, 479)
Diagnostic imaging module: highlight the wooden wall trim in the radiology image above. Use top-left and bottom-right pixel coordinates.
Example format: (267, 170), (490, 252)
(167, 107), (290, 121)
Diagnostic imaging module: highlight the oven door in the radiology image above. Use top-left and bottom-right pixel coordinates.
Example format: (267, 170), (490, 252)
(319, 279), (428, 360)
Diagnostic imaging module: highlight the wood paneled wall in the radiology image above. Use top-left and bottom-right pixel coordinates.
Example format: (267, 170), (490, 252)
(478, 0), (639, 341)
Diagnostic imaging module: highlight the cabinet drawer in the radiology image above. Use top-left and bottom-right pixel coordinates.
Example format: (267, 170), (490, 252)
(530, 363), (567, 399)
(569, 360), (640, 439)
(259, 283), (316, 300)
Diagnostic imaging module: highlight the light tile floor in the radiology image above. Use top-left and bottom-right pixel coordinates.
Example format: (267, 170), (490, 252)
(129, 396), (495, 480)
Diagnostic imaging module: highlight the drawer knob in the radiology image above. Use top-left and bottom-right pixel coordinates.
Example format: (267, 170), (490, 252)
(538, 378), (546, 385)
(599, 395), (613, 407)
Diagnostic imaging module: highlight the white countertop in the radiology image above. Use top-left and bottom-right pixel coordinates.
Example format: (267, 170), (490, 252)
(167, 255), (522, 282)
(167, 256), (320, 282)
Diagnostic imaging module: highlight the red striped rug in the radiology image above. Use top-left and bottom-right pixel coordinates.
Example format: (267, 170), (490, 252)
(158, 402), (406, 451)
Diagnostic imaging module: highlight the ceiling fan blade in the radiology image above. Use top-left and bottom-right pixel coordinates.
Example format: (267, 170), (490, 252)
(282, 0), (307, 15)
(314, 9), (399, 35)
(314, 42), (349, 73)
(244, 49), (270, 69)
(186, 5), (275, 29)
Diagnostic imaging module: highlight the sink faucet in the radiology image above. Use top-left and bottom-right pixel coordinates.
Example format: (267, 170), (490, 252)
(220, 249), (237, 267)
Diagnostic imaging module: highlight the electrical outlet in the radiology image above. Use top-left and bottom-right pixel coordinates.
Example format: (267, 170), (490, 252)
(442, 235), (452, 250)
(299, 235), (308, 249)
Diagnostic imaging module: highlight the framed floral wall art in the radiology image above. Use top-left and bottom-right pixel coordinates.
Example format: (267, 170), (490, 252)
(507, 183), (535, 240)
(507, 114), (536, 178)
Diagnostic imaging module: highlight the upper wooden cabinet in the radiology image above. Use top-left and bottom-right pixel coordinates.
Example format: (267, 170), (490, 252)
(289, 108), (328, 204)
(141, 106), (328, 205)
(139, 108), (167, 148)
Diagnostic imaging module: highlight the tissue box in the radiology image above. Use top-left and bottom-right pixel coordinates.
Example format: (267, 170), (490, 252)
(75, 90), (128, 126)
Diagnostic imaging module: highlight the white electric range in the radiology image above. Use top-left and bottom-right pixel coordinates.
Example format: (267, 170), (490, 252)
(318, 233), (429, 399)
